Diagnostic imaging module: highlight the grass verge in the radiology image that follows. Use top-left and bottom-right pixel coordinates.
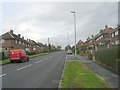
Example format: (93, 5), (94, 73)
(67, 57), (80, 60)
(61, 62), (111, 88)
(0, 53), (48, 65)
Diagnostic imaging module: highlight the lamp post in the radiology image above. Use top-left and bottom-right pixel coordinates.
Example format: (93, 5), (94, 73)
(48, 38), (49, 53)
(71, 11), (77, 58)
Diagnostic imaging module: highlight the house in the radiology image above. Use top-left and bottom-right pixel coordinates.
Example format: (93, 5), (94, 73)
(95, 25), (113, 48)
(110, 26), (120, 45)
(77, 39), (84, 46)
(0, 30), (31, 52)
(28, 40), (40, 52)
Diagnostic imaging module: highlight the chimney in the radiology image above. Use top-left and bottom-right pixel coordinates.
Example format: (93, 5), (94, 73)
(22, 37), (24, 39)
(91, 35), (94, 38)
(10, 30), (13, 34)
(18, 34), (21, 37)
(100, 29), (103, 33)
(29, 39), (31, 42)
(27, 39), (28, 41)
(105, 25), (108, 29)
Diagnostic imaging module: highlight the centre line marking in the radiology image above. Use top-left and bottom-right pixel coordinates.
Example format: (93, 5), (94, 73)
(35, 60), (43, 63)
(0, 74), (7, 77)
(17, 64), (32, 71)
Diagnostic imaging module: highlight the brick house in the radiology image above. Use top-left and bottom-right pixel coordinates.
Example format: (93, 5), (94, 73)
(110, 26), (120, 45)
(0, 30), (32, 52)
(95, 25), (113, 48)
(28, 40), (40, 52)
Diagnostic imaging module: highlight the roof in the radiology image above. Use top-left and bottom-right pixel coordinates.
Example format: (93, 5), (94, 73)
(77, 40), (84, 44)
(102, 27), (113, 34)
(38, 42), (44, 47)
(1, 32), (14, 39)
(1, 31), (29, 44)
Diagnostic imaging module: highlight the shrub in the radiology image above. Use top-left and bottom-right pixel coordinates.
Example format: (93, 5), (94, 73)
(26, 51), (36, 55)
(87, 52), (93, 60)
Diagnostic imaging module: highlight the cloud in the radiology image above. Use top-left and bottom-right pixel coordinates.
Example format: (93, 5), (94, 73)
(2, 2), (118, 49)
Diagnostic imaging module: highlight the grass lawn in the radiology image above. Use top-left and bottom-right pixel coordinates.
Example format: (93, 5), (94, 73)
(68, 57), (80, 60)
(0, 53), (48, 65)
(0, 59), (10, 64)
(29, 53), (48, 58)
(61, 62), (111, 88)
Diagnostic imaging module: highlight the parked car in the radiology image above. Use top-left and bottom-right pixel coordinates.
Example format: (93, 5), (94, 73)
(10, 49), (29, 63)
(67, 50), (72, 54)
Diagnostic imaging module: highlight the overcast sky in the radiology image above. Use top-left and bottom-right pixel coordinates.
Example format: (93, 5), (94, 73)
(1, 2), (118, 49)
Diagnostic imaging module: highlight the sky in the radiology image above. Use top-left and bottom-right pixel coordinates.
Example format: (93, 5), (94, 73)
(1, 1), (118, 49)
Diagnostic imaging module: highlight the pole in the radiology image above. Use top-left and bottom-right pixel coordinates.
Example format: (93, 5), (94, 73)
(48, 38), (49, 53)
(67, 32), (70, 50)
(71, 11), (77, 58)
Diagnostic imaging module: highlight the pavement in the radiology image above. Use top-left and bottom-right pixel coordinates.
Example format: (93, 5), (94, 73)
(67, 54), (118, 89)
(1, 51), (66, 88)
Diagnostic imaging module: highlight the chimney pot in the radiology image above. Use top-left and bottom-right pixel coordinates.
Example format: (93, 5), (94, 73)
(18, 34), (21, 37)
(10, 30), (13, 34)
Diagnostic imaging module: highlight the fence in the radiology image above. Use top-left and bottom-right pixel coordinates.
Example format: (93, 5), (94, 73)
(94, 46), (120, 73)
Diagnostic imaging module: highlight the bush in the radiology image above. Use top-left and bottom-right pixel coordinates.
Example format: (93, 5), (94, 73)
(94, 46), (119, 73)
(26, 51), (36, 55)
(87, 52), (93, 60)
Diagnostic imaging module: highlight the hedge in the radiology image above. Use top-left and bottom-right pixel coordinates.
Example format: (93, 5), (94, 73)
(94, 46), (120, 73)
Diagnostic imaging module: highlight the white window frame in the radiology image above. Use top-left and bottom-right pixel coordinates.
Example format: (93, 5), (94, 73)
(112, 33), (114, 37)
(0, 39), (5, 43)
(115, 31), (118, 36)
(19, 41), (21, 44)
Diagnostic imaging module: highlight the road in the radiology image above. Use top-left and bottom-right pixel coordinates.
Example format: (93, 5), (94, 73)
(2, 51), (66, 88)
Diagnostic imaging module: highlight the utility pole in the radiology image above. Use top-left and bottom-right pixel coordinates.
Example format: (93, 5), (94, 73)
(48, 38), (49, 53)
(71, 11), (77, 58)
(67, 32), (70, 50)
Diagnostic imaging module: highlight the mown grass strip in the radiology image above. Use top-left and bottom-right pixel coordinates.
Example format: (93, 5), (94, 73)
(0, 53), (48, 65)
(0, 59), (10, 65)
(61, 62), (111, 88)
(67, 57), (80, 60)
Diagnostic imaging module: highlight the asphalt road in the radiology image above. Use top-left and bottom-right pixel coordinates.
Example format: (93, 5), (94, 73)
(2, 51), (66, 88)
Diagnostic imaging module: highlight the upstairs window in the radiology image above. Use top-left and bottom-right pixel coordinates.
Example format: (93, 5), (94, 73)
(15, 40), (17, 44)
(0, 39), (5, 43)
(111, 33), (114, 37)
(19, 41), (21, 44)
(115, 31), (118, 36)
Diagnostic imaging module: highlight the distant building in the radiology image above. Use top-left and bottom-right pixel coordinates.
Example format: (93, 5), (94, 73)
(0, 30), (31, 52)
(95, 25), (113, 48)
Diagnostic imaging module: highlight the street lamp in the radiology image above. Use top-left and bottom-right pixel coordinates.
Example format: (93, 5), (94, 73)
(71, 11), (77, 58)
(48, 38), (49, 53)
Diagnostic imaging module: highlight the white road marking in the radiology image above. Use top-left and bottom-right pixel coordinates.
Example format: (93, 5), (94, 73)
(0, 74), (7, 77)
(17, 64), (32, 71)
(96, 74), (105, 81)
(44, 58), (47, 60)
(49, 56), (52, 57)
(35, 60), (43, 63)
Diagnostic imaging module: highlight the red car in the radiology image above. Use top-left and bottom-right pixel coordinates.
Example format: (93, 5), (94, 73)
(10, 49), (29, 63)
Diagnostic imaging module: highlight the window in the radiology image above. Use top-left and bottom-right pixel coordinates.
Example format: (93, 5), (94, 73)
(19, 41), (21, 44)
(15, 40), (17, 44)
(0, 39), (5, 43)
(115, 40), (119, 45)
(111, 33), (114, 37)
(115, 31), (118, 36)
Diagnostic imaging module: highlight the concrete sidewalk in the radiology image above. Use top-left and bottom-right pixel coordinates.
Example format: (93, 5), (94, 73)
(75, 55), (118, 88)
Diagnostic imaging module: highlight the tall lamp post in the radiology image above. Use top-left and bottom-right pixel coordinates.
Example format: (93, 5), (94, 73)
(71, 11), (77, 58)
(48, 38), (49, 53)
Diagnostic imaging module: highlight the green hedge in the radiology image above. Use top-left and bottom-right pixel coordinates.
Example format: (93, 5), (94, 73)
(87, 52), (93, 60)
(94, 46), (119, 73)
(26, 51), (36, 55)
(0, 52), (9, 60)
